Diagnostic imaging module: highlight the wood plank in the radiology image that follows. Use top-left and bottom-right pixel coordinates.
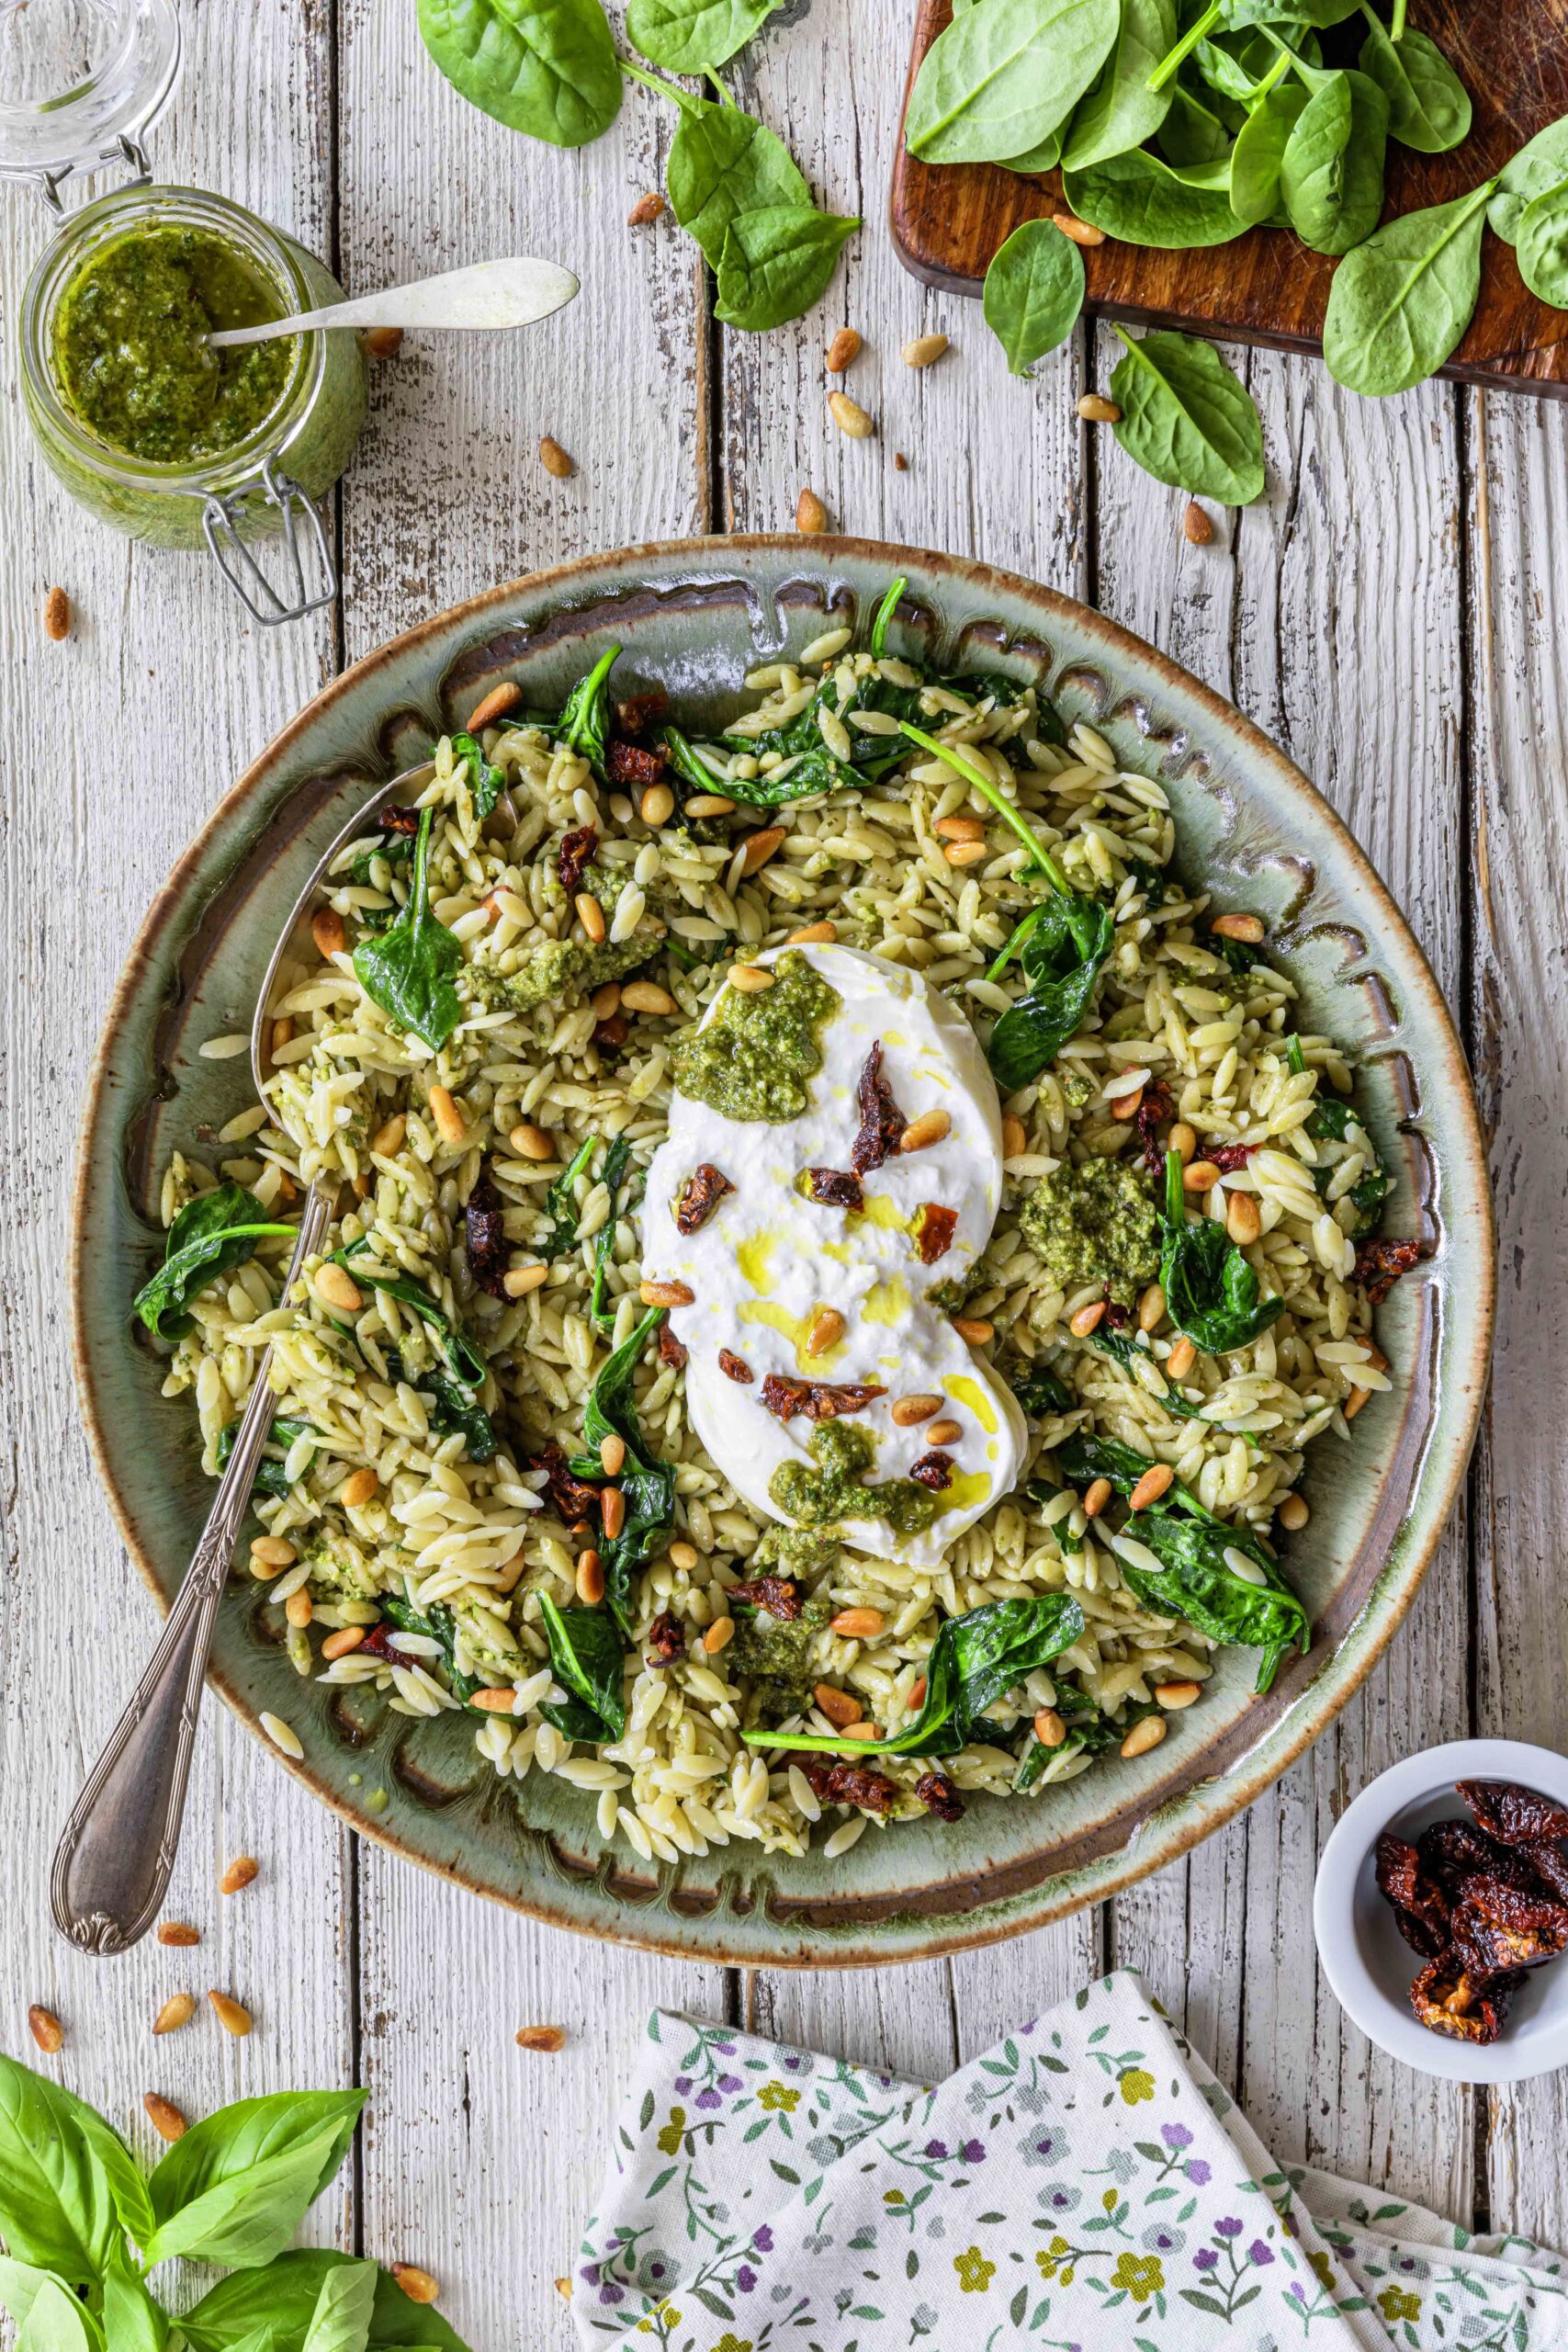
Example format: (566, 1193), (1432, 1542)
(1466, 384), (1568, 2246)
(0, 0), (353, 2277)
(891, 0), (1568, 392)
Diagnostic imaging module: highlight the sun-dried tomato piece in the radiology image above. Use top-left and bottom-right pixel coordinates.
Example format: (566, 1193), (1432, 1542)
(535, 1440), (602, 1524)
(657, 1323), (688, 1372)
(718, 1350), (754, 1385)
(802, 1167), (865, 1212)
(1459, 1780), (1568, 1847)
(1134, 1080), (1175, 1171)
(645, 1610), (686, 1667)
(595, 1014), (630, 1051)
(606, 739), (667, 790)
(558, 825), (598, 896)
(1522, 1842), (1568, 1901)
(1418, 1819), (1545, 1900)
(789, 1752), (900, 1815)
(675, 1163), (736, 1235)
(1101, 1297), (1131, 1331)
(727, 1576), (801, 1620)
(916, 1770), (964, 1822)
(463, 1170), (511, 1300)
(909, 1450), (954, 1491)
(1451, 1878), (1568, 1973)
(615, 691), (669, 740)
(1374, 1832), (1450, 1955)
(913, 1203), (958, 1265)
(1353, 1236), (1423, 1306)
(379, 802), (422, 837)
(1202, 1138), (1258, 1175)
(759, 1374), (887, 1423)
(1409, 1951), (1522, 2043)
(850, 1043), (906, 1175)
(361, 1621), (401, 1660)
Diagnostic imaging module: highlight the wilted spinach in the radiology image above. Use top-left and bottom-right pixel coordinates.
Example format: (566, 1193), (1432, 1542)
(383, 1344), (498, 1464)
(450, 729), (505, 819)
(1055, 1430), (1205, 1517)
(557, 646), (619, 777)
(328, 1239), (489, 1387)
(379, 1592), (483, 1705)
(1286, 1035), (1389, 1235)
(215, 1415), (318, 1500)
(1007, 1363), (1075, 1418)
(537, 1591), (628, 1741)
(1159, 1147), (1283, 1352)
(1113, 1510), (1309, 1689)
(133, 1183), (295, 1342)
(568, 1306), (676, 1633)
(538, 1134), (599, 1261)
(351, 804), (463, 1052)
(588, 1134), (636, 1334)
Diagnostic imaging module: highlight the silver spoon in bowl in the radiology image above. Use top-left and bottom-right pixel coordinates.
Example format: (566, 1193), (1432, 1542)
(51, 763), (436, 1955)
(206, 255), (579, 348)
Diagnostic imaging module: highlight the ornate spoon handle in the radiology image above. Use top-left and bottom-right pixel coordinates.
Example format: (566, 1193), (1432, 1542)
(51, 1181), (332, 1955)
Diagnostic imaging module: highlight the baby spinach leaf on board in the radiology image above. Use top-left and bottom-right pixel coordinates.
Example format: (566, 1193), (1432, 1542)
(714, 203), (861, 333)
(1156, 75), (1236, 166)
(744, 1594), (1087, 1758)
(1322, 179), (1495, 395)
(996, 126), (1066, 173)
(1158, 1148), (1283, 1351)
(1061, 0), (1175, 170)
(1113, 1510), (1309, 1690)
(1229, 75), (1308, 226)
(329, 1242), (488, 1386)
(351, 806), (463, 1052)
(449, 730), (504, 819)
(1277, 64), (1389, 255)
(982, 219), (1086, 373)
(537, 1591), (627, 1740)
(568, 1306), (676, 1633)
(415, 0), (622, 149)
(142, 2091), (367, 2270)
(1486, 114), (1568, 243)
(1516, 181), (1568, 307)
(1063, 147), (1247, 246)
(626, 0), (782, 72)
(1356, 12), (1470, 153)
(905, 0), (1121, 167)
(1110, 327), (1266, 503)
(133, 1184), (295, 1342)
(556, 646), (619, 777)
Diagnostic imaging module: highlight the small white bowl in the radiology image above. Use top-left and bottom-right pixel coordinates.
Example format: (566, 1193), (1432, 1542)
(1314, 1737), (1568, 2084)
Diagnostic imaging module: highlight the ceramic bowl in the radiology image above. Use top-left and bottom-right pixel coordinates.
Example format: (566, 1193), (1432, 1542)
(1314, 1739), (1568, 2083)
(71, 536), (1495, 1966)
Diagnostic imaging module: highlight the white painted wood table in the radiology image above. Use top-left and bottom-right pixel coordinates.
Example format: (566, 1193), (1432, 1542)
(3, 3), (1564, 2341)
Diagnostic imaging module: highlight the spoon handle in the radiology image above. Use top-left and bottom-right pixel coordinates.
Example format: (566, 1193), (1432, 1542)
(51, 1182), (333, 1955)
(208, 254), (579, 348)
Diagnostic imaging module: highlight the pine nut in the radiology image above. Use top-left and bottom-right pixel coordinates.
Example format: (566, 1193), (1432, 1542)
(392, 2263), (442, 2303)
(1344, 1385), (1371, 1420)
(372, 1114), (408, 1157)
(826, 328), (862, 371)
(1183, 1160), (1220, 1193)
(1033, 1708), (1066, 1747)
(556, 2278), (573, 2303)
(953, 1317), (994, 1344)
(1110, 1085), (1144, 1121)
(352, 1170), (372, 1201)
(1167, 1335), (1197, 1380)
(640, 1278), (694, 1307)
(468, 681), (522, 730)
(601, 1487), (626, 1541)
(28, 2006), (63, 2054)
(840, 1719), (879, 1741)
(639, 783), (675, 826)
(807, 1307), (845, 1356)
(1054, 209), (1105, 245)
(828, 390), (874, 438)
(1183, 501), (1213, 547)
(577, 1550), (605, 1604)
(575, 891), (606, 944)
(816, 1683), (861, 1726)
(591, 981), (622, 1020)
(669, 1541), (700, 1571)
(311, 907), (345, 959)
(514, 2025), (568, 2052)
(724, 967), (773, 1001)
(1077, 393), (1122, 422)
(704, 1616), (736, 1654)
(1169, 1122), (1197, 1162)
(926, 1418), (962, 1445)
(43, 584), (71, 640)
(1001, 1114), (1027, 1159)
(829, 1607), (884, 1638)
(158, 1923), (201, 1947)
(509, 1122), (557, 1161)
(900, 1108), (952, 1152)
(503, 1263), (548, 1298)
(944, 839), (989, 866)
(739, 826), (786, 875)
(934, 814), (986, 842)
(220, 1854), (260, 1894)
(271, 1016), (293, 1056)
(902, 333), (949, 368)
(1226, 1192), (1261, 1245)
(622, 979), (678, 1014)
(364, 325), (403, 358)
(1213, 912), (1265, 944)
(684, 794), (736, 817)
(340, 1467), (378, 1510)
(1130, 1463), (1174, 1510)
(1069, 1299), (1106, 1337)
(539, 435), (574, 478)
(313, 1262), (362, 1313)
(321, 1625), (367, 1660)
(470, 1687), (519, 1713)
(1121, 1715), (1168, 1758)
(627, 190), (664, 225)
(209, 1991), (252, 2038)
(788, 921), (836, 944)
(908, 1678), (927, 1710)
(1139, 1283), (1166, 1332)
(1083, 1477), (1112, 1519)
(1156, 1680), (1201, 1709)
(250, 1536), (297, 1570)
(1278, 1492), (1310, 1532)
(144, 2093), (187, 2143)
(285, 1590), (313, 1627)
(795, 488), (829, 534)
(595, 1434), (626, 1478)
(428, 1085), (465, 1146)
(891, 1393), (942, 1425)
(154, 1993), (196, 2035)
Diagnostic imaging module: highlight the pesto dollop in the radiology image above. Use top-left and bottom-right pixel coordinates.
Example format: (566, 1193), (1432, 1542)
(671, 951), (839, 1123)
(469, 932), (650, 1014)
(729, 1590), (832, 1726)
(1020, 1155), (1162, 1306)
(770, 1418), (944, 1539)
(53, 226), (295, 465)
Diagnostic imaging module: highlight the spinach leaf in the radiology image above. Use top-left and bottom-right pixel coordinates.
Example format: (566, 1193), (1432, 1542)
(905, 0), (1121, 166)
(538, 1133), (599, 1260)
(588, 1133), (636, 1333)
(1276, 62), (1389, 255)
(351, 805), (463, 1052)
(868, 574), (906, 659)
(1284, 1046), (1388, 1237)
(715, 203), (861, 333)
(649, 77), (809, 266)
(982, 218), (1086, 373)
(997, 126), (1066, 174)
(1148, 0), (1357, 91)
(1487, 112), (1568, 243)
(1112, 1510), (1308, 1690)
(134, 1183), (296, 1342)
(1060, 0), (1176, 169)
(1156, 75), (1236, 166)
(449, 729), (504, 819)
(216, 1415), (319, 1499)
(1110, 326), (1266, 503)
(746, 1593), (1086, 1758)
(1356, 11), (1469, 153)
(1013, 1684), (1146, 1786)
(415, 0), (621, 148)
(568, 1306), (676, 1633)
(1063, 146), (1247, 246)
(556, 646), (619, 777)
(329, 1241), (488, 1387)
(626, 0), (782, 72)
(1517, 181), (1568, 306)
(142, 2091), (366, 2269)
(537, 1591), (627, 1741)
(1084, 1321), (1205, 1420)
(382, 1347), (497, 1463)
(1322, 178), (1494, 394)
(1158, 1147), (1283, 1352)
(378, 1594), (484, 1704)
(1055, 1430), (1206, 1517)
(1228, 74), (1308, 227)
(660, 723), (728, 797)
(1008, 1363), (1075, 1417)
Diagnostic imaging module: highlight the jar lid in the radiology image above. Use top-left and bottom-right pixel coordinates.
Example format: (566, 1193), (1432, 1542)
(0, 0), (179, 204)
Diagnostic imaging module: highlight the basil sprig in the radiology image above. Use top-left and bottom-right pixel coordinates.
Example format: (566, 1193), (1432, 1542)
(351, 804), (462, 1053)
(133, 1183), (295, 1342)
(1158, 1148), (1283, 1354)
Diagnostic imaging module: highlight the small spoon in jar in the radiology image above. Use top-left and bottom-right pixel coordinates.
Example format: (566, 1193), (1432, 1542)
(206, 254), (579, 348)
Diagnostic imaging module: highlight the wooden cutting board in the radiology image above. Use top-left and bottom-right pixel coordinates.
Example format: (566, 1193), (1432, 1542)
(891, 0), (1568, 392)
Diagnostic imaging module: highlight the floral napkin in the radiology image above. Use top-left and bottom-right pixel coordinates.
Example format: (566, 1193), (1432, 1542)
(574, 1968), (1568, 2350)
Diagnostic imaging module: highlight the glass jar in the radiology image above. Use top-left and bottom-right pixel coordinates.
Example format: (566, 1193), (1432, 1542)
(3, 0), (367, 624)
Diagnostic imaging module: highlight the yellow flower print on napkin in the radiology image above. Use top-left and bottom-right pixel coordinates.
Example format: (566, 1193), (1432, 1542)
(655, 2106), (686, 2155)
(953, 2245), (997, 2292)
(757, 2080), (799, 2112)
(1036, 2238), (1075, 2286)
(1379, 2285), (1422, 2324)
(1118, 2066), (1156, 2105)
(1111, 2251), (1166, 2300)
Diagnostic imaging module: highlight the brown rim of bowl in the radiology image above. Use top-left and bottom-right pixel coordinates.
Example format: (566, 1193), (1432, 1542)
(68, 533), (1497, 1965)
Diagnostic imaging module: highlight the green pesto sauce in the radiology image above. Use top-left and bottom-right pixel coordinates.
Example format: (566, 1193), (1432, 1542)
(53, 227), (296, 466)
(770, 1419), (944, 1540)
(753, 1524), (841, 1581)
(729, 1591), (832, 1726)
(469, 932), (649, 1014)
(671, 951), (839, 1123)
(1020, 1156), (1162, 1306)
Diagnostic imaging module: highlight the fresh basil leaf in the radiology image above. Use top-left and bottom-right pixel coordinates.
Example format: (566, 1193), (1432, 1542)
(714, 204), (860, 333)
(568, 1305), (675, 1631)
(299, 2258), (378, 2352)
(143, 2091), (367, 2270)
(1114, 1509), (1308, 1690)
(982, 218), (1086, 373)
(987, 890), (1114, 1091)
(1517, 180), (1568, 306)
(1060, 0), (1176, 168)
(1356, 12), (1469, 152)
(103, 2243), (169, 2352)
(0, 2057), (150, 2283)
(133, 1183), (295, 1342)
(330, 1243), (487, 1387)
(1322, 179), (1494, 395)
(1278, 67), (1388, 255)
(1110, 327), (1266, 503)
(905, 0), (1121, 166)
(626, 0), (782, 71)
(1487, 112), (1568, 243)
(351, 807), (462, 1052)
(415, 0), (621, 148)
(15, 2277), (103, 2352)
(1229, 77), (1308, 225)
(448, 731), (504, 820)
(1063, 146), (1247, 246)
(0, 2261), (106, 2350)
(660, 87), (809, 266)
(537, 1591), (627, 1741)
(183, 2252), (473, 2352)
(1158, 1148), (1283, 1351)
